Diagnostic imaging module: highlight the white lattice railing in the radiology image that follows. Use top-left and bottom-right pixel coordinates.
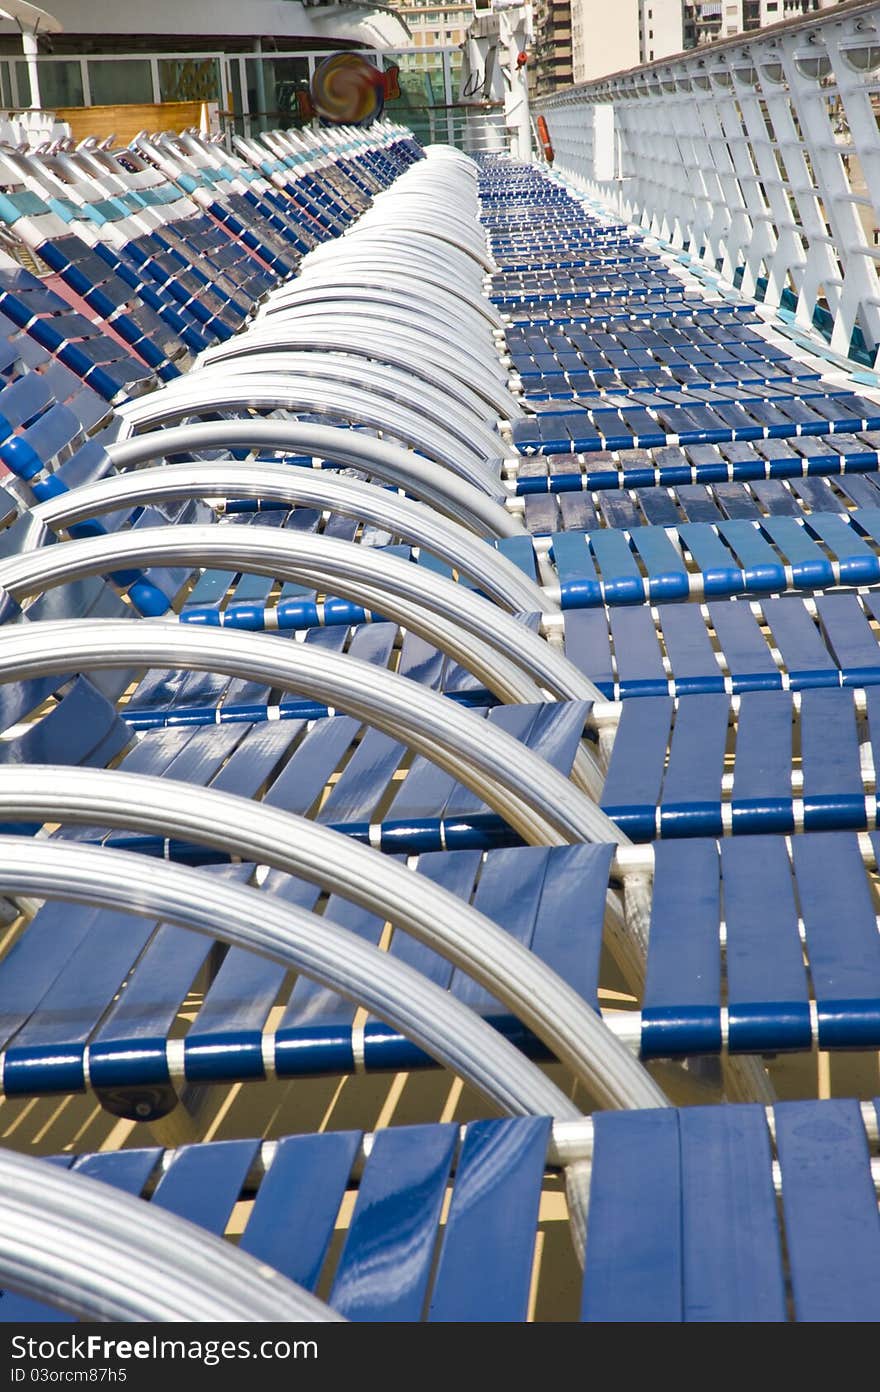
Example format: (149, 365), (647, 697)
(535, 0), (880, 367)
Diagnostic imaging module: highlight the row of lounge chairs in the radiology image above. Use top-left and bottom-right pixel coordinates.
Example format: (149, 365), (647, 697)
(0, 118), (876, 1321)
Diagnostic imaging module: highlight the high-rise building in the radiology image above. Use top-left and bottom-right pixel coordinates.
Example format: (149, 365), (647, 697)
(533, 0), (574, 95)
(567, 0), (848, 88)
(571, 0), (682, 83)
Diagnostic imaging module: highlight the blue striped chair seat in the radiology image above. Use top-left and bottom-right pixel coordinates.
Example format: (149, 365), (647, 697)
(544, 508), (880, 606)
(510, 432), (880, 495)
(4, 824), (880, 1114)
(0, 264), (153, 399)
(600, 686), (880, 839)
(55, 697), (589, 858)
(521, 470), (880, 533)
(560, 592), (880, 699)
(510, 386), (880, 454)
(3, 1098), (878, 1321)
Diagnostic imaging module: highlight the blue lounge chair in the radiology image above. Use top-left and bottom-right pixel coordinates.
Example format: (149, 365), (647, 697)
(2, 1095), (878, 1321)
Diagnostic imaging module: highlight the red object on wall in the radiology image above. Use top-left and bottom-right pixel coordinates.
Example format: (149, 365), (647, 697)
(536, 114), (555, 164)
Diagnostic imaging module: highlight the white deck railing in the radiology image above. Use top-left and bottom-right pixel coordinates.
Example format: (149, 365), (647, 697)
(535, 0), (880, 368)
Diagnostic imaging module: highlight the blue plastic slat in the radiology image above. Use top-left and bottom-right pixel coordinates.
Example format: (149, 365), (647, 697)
(448, 847), (549, 1013)
(346, 621), (398, 670)
(332, 1124), (458, 1321)
(679, 1106), (786, 1321)
(675, 483), (722, 523)
(792, 833), (880, 1046)
(761, 516), (833, 588)
(630, 526), (689, 601)
(88, 923), (213, 1085)
(531, 843), (612, 1009)
(600, 696), (672, 838)
(808, 511), (880, 586)
(718, 519), (786, 591)
(709, 601), (781, 692)
(658, 603), (724, 695)
(551, 532), (600, 608)
(280, 893), (384, 1034)
(8, 909), (159, 1062)
(561, 609), (614, 695)
(815, 595), (880, 686)
(151, 1138), (260, 1234)
(429, 1116), (551, 1322)
(598, 490), (641, 530)
(590, 528), (646, 604)
(114, 725), (195, 775)
(659, 693), (729, 837)
(866, 689), (880, 798)
(386, 851), (482, 986)
(730, 690), (793, 833)
(581, 1108), (682, 1322)
(775, 1099), (880, 1321)
(0, 901), (96, 1065)
(445, 704), (541, 817)
(0, 675), (131, 770)
(144, 722), (244, 784)
(262, 717), (358, 816)
(800, 688), (865, 830)
(239, 1131), (361, 1291)
(493, 534), (540, 583)
(395, 629), (453, 693)
(513, 699), (591, 776)
(73, 1147), (161, 1194)
(383, 740), (459, 823)
(713, 481), (763, 518)
(524, 492), (560, 534)
(607, 606), (667, 697)
(642, 839), (721, 1056)
(558, 490), (599, 532)
(89, 866), (254, 1089)
(721, 836), (809, 1052)
(678, 523), (740, 595)
(764, 598), (839, 689)
(318, 727), (404, 826)
(183, 937), (291, 1084)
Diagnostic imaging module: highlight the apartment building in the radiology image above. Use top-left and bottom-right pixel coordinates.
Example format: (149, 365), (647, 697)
(567, 0), (849, 86)
(683, 0), (827, 44)
(571, 0), (682, 83)
(394, 0), (477, 71)
(533, 0), (574, 95)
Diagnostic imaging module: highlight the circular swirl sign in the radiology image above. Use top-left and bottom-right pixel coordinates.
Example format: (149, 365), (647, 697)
(310, 53), (395, 126)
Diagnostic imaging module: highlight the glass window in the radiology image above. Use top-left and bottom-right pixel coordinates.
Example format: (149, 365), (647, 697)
(88, 59), (152, 106)
(245, 56), (309, 125)
(13, 61), (30, 106)
(159, 57), (220, 104)
(229, 59), (243, 118)
(35, 59), (83, 108)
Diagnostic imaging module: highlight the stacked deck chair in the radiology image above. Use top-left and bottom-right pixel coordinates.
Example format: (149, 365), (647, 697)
(0, 128), (877, 1321)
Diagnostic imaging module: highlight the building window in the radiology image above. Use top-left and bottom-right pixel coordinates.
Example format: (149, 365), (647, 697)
(88, 59), (153, 106)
